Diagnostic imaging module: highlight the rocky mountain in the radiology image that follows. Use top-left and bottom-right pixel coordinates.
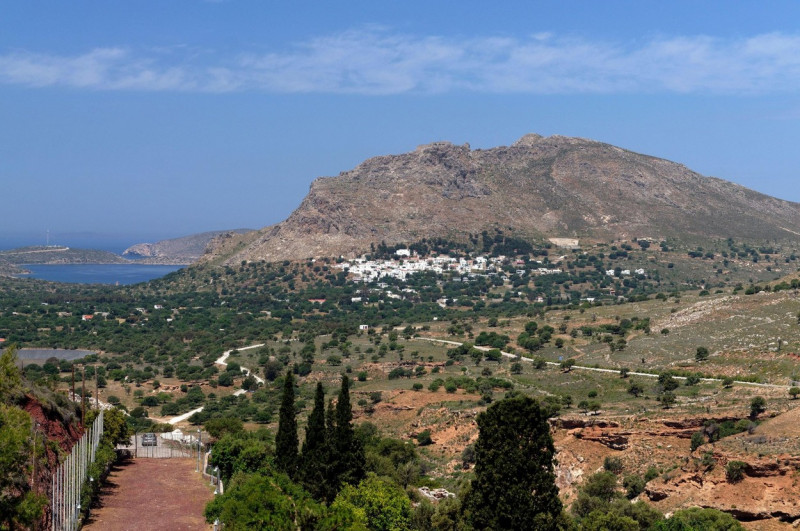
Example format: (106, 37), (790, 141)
(123, 229), (252, 264)
(205, 134), (800, 264)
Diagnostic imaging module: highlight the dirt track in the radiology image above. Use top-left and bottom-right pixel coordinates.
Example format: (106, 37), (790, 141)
(84, 457), (214, 531)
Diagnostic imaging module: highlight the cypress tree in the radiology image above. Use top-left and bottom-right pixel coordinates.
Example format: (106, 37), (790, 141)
(333, 375), (365, 489)
(303, 382), (326, 455)
(300, 383), (326, 498)
(321, 398), (339, 503)
(461, 395), (563, 530)
(275, 369), (298, 477)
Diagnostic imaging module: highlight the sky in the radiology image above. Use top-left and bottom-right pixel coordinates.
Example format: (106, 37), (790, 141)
(2, 1), (800, 250)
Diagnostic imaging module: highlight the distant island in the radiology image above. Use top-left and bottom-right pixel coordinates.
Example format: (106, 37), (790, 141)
(0, 246), (128, 266)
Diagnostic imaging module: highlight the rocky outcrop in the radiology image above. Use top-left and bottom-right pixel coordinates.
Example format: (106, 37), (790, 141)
(124, 229), (252, 264)
(203, 134), (800, 264)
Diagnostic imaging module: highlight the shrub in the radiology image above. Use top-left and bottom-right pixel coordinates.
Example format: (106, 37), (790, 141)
(412, 383), (423, 391)
(690, 431), (705, 452)
(749, 396), (766, 419)
(603, 456), (624, 474)
(416, 430), (433, 446)
(725, 461), (746, 483)
(623, 474), (645, 499)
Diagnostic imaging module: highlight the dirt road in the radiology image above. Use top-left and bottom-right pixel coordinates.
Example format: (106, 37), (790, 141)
(84, 457), (214, 531)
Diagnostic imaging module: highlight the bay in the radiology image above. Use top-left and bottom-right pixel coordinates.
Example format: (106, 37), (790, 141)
(20, 264), (183, 285)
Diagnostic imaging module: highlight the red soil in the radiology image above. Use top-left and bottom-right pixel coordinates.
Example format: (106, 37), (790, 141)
(83, 457), (214, 531)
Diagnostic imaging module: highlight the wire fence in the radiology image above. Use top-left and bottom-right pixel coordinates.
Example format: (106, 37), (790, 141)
(51, 410), (103, 531)
(129, 429), (204, 459)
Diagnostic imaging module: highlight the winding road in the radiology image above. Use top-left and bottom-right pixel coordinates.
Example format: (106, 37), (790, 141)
(413, 337), (789, 389)
(167, 343), (266, 425)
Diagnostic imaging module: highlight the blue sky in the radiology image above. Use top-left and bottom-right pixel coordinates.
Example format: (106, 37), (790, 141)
(2, 1), (800, 248)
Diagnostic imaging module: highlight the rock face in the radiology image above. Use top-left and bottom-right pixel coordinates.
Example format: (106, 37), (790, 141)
(205, 134), (800, 264)
(124, 229), (252, 264)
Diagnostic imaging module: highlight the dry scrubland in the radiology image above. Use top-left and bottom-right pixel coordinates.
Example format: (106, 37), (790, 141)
(67, 281), (800, 528)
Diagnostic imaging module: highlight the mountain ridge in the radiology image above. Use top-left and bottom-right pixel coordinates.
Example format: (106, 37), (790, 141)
(203, 134), (800, 264)
(124, 229), (253, 264)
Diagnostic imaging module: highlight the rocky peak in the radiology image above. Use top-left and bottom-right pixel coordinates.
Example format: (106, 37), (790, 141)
(202, 134), (800, 265)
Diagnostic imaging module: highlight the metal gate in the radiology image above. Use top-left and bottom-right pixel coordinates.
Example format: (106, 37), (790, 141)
(131, 429), (204, 459)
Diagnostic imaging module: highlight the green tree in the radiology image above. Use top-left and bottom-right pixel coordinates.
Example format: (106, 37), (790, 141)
(300, 383), (327, 499)
(690, 431), (705, 452)
(461, 396), (563, 530)
(622, 474), (645, 499)
(627, 381), (644, 398)
(275, 370), (298, 477)
(790, 387), (800, 400)
(0, 345), (22, 400)
(205, 417), (244, 439)
(581, 510), (639, 531)
(0, 404), (47, 529)
(695, 346), (709, 362)
(204, 470), (325, 530)
(658, 391), (677, 409)
(332, 375), (365, 489)
(749, 396), (766, 419)
(330, 475), (412, 531)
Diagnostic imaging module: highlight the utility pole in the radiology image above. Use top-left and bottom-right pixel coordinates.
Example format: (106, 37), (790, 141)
(71, 364), (75, 402)
(95, 366), (99, 410)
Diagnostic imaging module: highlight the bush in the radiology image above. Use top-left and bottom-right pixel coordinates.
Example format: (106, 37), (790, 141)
(416, 430), (433, 446)
(412, 383), (423, 391)
(141, 395), (159, 407)
(623, 474), (645, 499)
(725, 461), (746, 483)
(217, 372), (234, 387)
(749, 396), (766, 419)
(603, 456), (624, 474)
(690, 431), (705, 452)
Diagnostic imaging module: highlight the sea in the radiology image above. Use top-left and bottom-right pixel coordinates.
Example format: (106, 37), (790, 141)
(19, 264), (183, 285)
(1, 233), (184, 285)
